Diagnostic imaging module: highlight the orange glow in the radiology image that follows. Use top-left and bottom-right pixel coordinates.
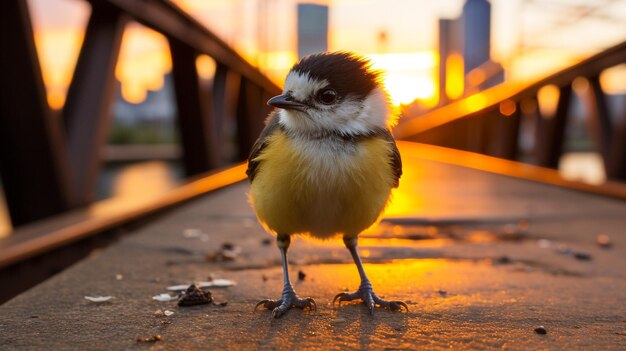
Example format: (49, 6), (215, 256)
(507, 49), (580, 83)
(196, 54), (216, 80)
(572, 76), (590, 95)
(34, 28), (85, 109)
(499, 100), (516, 116)
(462, 93), (488, 113)
(520, 99), (537, 114)
(257, 51), (299, 86)
(467, 68), (486, 87)
(115, 24), (172, 104)
(600, 64), (626, 94)
(445, 53), (464, 100)
(367, 52), (438, 106)
(537, 84), (560, 118)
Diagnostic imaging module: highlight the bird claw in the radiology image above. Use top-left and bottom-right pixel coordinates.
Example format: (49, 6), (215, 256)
(333, 288), (408, 313)
(254, 293), (316, 318)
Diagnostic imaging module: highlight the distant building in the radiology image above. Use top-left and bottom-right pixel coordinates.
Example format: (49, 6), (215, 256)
(462, 0), (491, 75)
(297, 4), (329, 58)
(438, 0), (504, 104)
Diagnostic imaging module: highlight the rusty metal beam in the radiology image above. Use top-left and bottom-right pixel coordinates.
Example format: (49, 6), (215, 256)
(100, 0), (280, 95)
(487, 106), (521, 160)
(0, 0), (72, 226)
(585, 76), (613, 162)
(236, 79), (265, 161)
(213, 64), (243, 164)
(63, 2), (127, 205)
(397, 40), (626, 140)
(607, 97), (626, 180)
(169, 38), (219, 175)
(535, 85), (572, 168)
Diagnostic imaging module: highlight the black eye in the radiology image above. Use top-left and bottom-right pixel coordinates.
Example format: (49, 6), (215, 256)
(318, 89), (337, 105)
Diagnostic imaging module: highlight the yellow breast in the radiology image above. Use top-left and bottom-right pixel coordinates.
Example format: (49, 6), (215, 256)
(249, 130), (396, 238)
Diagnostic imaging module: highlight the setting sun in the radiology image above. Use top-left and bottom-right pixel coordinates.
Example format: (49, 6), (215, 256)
(367, 52), (439, 106)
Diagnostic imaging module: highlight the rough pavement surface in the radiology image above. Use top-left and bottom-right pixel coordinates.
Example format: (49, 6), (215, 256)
(1, 157), (625, 350)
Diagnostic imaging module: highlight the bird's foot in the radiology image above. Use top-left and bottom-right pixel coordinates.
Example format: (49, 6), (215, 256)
(254, 289), (316, 318)
(333, 284), (408, 314)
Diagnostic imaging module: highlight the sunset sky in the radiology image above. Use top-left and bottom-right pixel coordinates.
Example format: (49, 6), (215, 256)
(27, 0), (626, 108)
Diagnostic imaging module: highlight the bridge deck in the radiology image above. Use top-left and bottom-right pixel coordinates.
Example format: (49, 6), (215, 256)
(1, 144), (625, 350)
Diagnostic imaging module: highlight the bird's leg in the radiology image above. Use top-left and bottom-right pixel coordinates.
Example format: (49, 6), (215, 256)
(254, 234), (316, 318)
(333, 236), (408, 314)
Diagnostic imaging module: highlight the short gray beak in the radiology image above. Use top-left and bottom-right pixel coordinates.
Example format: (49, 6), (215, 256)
(267, 94), (307, 112)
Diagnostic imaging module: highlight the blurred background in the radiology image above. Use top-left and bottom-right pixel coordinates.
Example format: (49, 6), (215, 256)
(1, 0), (626, 237)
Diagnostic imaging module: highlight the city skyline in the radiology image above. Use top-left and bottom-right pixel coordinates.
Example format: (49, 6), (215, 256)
(28, 0), (626, 108)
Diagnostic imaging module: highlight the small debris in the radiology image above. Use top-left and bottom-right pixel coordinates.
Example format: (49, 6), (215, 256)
(183, 228), (202, 238)
(136, 335), (161, 343)
(554, 245), (572, 255)
(534, 326), (547, 335)
(164, 310), (174, 316)
(154, 310), (164, 316)
(262, 274), (268, 282)
(115, 274), (123, 281)
(573, 251), (592, 261)
(84, 296), (113, 303)
(178, 284), (213, 307)
(217, 302), (228, 307)
(537, 239), (552, 249)
(152, 293), (179, 302)
(517, 219), (530, 231)
(167, 279), (236, 291)
(206, 243), (242, 262)
(298, 270), (307, 281)
(261, 238), (272, 246)
(596, 234), (612, 248)
(437, 289), (447, 297)
(495, 256), (512, 264)
(500, 224), (525, 241)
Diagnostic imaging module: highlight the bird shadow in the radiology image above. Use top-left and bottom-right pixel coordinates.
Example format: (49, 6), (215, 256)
(330, 302), (413, 348)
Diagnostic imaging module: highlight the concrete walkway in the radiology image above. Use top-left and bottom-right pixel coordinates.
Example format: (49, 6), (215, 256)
(1, 152), (625, 350)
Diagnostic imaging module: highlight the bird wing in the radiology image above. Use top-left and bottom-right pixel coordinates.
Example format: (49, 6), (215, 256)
(246, 111), (281, 182)
(375, 128), (402, 188)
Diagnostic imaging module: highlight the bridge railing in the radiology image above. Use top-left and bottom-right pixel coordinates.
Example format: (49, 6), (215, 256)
(396, 41), (626, 183)
(0, 0), (281, 228)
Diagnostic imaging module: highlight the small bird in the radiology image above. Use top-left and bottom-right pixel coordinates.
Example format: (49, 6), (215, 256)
(247, 52), (406, 318)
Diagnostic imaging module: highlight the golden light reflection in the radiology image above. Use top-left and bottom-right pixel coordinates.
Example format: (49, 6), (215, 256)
(600, 64), (626, 94)
(572, 76), (590, 95)
(499, 99), (516, 116)
(0, 188), (10, 238)
(196, 54), (216, 80)
(537, 84), (560, 118)
(34, 28), (85, 109)
(112, 161), (175, 198)
(445, 52), (464, 100)
(115, 24), (172, 104)
(367, 52), (438, 106)
(462, 93), (488, 113)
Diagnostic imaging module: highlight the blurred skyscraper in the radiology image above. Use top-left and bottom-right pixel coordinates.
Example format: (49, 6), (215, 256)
(438, 0), (504, 105)
(462, 0), (491, 75)
(297, 4), (329, 58)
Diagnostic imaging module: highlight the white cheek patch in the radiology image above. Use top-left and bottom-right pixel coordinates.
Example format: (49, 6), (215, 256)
(358, 87), (395, 128)
(283, 71), (329, 102)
